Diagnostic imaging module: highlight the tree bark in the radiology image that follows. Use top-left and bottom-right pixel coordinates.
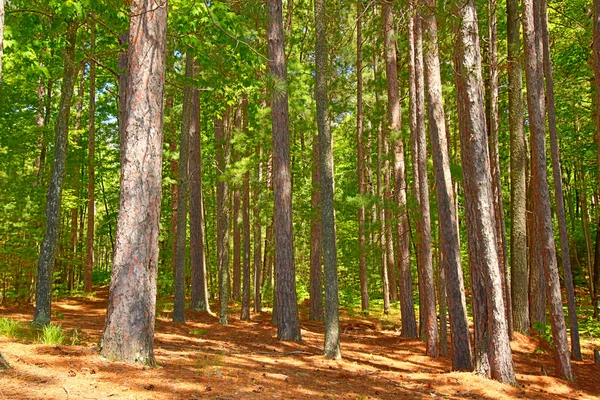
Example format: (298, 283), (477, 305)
(522, 0), (573, 380)
(216, 112), (231, 326)
(315, 0), (340, 359)
(241, 99), (251, 321)
(412, 7), (428, 340)
(382, 1), (416, 337)
(487, 0), (512, 339)
(101, 0), (167, 365)
(267, 0), (301, 341)
(539, 0), (581, 360)
(309, 135), (323, 321)
(189, 62), (209, 312)
(84, 19), (96, 294)
(33, 21), (78, 326)
(592, 0), (600, 322)
(0, 0), (6, 80)
(253, 145), (263, 313)
(356, 0), (369, 313)
(173, 52), (194, 323)
(455, 0), (515, 384)
(507, 0), (529, 336)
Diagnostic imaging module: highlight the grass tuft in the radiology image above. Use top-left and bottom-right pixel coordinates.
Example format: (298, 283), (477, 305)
(40, 324), (65, 345)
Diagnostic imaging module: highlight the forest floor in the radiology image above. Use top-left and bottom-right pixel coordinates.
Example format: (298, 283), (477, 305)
(0, 289), (599, 400)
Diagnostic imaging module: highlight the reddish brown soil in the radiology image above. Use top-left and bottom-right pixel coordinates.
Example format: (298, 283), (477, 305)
(1, 290), (599, 399)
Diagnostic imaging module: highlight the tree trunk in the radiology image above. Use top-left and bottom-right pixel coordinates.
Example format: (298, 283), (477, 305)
(507, 0), (529, 336)
(422, 0), (466, 360)
(487, 0), (512, 339)
(173, 52), (194, 323)
(374, 54), (390, 316)
(189, 62), (209, 312)
(412, 7), (428, 340)
(33, 21), (78, 326)
(383, 137), (397, 303)
(84, 19), (96, 294)
(101, 0), (167, 365)
(241, 99), (251, 321)
(118, 32), (129, 165)
(382, 1), (416, 336)
(216, 112), (231, 326)
(592, 0), (600, 322)
(267, 0), (301, 341)
(315, 0), (340, 359)
(309, 135), (323, 321)
(0, 0), (6, 80)
(253, 145), (263, 313)
(356, 0), (369, 314)
(522, 0), (573, 381)
(539, 0), (581, 360)
(455, 0), (515, 384)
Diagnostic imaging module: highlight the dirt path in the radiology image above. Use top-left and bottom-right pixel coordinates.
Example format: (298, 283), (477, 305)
(0, 290), (599, 399)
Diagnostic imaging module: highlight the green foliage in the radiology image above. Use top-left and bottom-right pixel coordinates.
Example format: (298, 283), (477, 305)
(40, 324), (66, 345)
(189, 328), (208, 336)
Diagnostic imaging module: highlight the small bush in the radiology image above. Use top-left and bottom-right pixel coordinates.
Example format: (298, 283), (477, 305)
(189, 328), (208, 336)
(40, 324), (65, 346)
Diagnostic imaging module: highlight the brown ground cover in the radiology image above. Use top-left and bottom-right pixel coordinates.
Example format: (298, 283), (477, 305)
(0, 289), (599, 399)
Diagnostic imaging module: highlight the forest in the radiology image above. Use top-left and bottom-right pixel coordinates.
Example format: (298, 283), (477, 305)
(0, 0), (600, 398)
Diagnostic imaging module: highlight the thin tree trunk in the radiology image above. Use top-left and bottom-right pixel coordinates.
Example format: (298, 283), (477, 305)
(309, 135), (323, 321)
(253, 146), (263, 313)
(267, 0), (301, 341)
(315, 0), (340, 359)
(173, 52), (194, 323)
(422, 0), (465, 360)
(522, 0), (573, 380)
(0, 0), (6, 80)
(84, 19), (96, 293)
(356, 0), (369, 314)
(594, 0), (600, 321)
(455, 0), (515, 384)
(540, 0), (581, 360)
(241, 99), (251, 321)
(507, 0), (529, 336)
(101, 0), (167, 365)
(118, 32), (129, 166)
(413, 8), (428, 340)
(383, 137), (397, 303)
(382, 0), (414, 332)
(33, 21), (78, 326)
(190, 62), (209, 312)
(487, 0), (513, 339)
(374, 54), (390, 316)
(216, 113), (231, 326)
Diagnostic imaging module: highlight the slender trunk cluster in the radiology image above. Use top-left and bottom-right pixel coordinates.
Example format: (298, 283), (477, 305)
(522, 0), (573, 381)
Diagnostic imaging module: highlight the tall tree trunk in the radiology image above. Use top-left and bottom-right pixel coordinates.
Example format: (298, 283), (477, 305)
(173, 52), (194, 323)
(422, 0), (466, 360)
(233, 188), (241, 302)
(592, 0), (600, 322)
(540, 0), (581, 361)
(309, 135), (323, 321)
(190, 62), (209, 312)
(374, 54), (390, 316)
(118, 32), (129, 166)
(383, 137), (397, 303)
(253, 145), (263, 313)
(315, 0), (340, 359)
(101, 0), (167, 365)
(241, 99), (251, 321)
(84, 19), (96, 293)
(412, 7), (428, 340)
(356, 0), (369, 313)
(522, 0), (573, 381)
(455, 0), (515, 384)
(216, 112), (231, 326)
(487, 0), (512, 339)
(0, 0), (6, 80)
(33, 21), (78, 326)
(507, 0), (529, 335)
(267, 0), (301, 341)
(382, 1), (416, 336)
